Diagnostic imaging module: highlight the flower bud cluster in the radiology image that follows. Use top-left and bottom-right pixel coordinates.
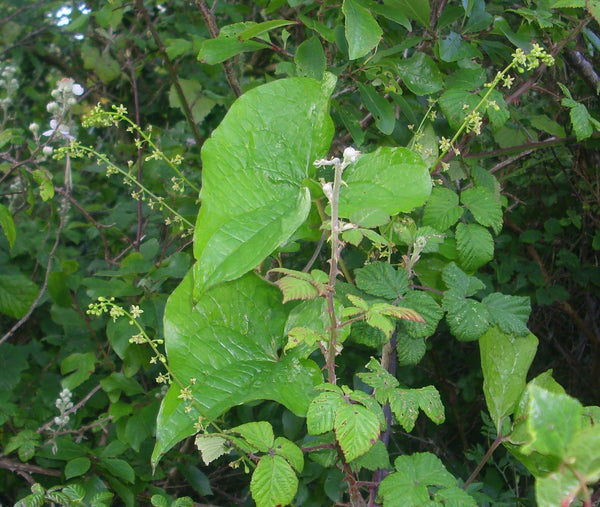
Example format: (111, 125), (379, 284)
(0, 62), (18, 110)
(53, 388), (74, 428)
(42, 78), (84, 147)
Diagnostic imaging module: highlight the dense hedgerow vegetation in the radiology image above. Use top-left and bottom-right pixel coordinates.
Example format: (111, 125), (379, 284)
(1, 0), (600, 505)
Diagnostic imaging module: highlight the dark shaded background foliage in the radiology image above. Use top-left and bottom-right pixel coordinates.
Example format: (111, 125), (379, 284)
(1, 0), (599, 504)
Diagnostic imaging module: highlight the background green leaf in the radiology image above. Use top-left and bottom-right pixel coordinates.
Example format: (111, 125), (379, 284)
(342, 0), (382, 60)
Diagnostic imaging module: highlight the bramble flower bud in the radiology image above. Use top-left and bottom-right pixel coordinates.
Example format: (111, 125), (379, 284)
(29, 122), (39, 133)
(46, 101), (59, 113)
(342, 146), (360, 164)
(43, 146), (54, 156)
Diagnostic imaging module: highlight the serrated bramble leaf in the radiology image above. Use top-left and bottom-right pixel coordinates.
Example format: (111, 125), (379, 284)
(334, 403), (380, 462)
(195, 434), (231, 465)
(250, 455), (298, 507)
(307, 391), (345, 435)
(482, 292), (531, 336)
(365, 309), (395, 337)
(441, 262), (485, 297)
(400, 291), (443, 338)
(461, 186), (503, 235)
(434, 486), (478, 506)
(415, 385), (445, 425)
(456, 222), (494, 272)
(285, 326), (326, 351)
(379, 452), (457, 506)
(423, 187), (464, 232)
(358, 357), (399, 400)
(273, 437), (304, 473)
(375, 303), (425, 323)
(443, 290), (490, 341)
(232, 421), (274, 452)
(355, 261), (408, 300)
(389, 389), (420, 432)
(396, 333), (427, 366)
(275, 276), (319, 303)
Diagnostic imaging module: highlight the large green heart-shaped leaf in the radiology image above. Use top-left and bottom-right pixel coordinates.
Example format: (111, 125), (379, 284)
(152, 271), (321, 466)
(338, 147), (431, 225)
(194, 77), (335, 297)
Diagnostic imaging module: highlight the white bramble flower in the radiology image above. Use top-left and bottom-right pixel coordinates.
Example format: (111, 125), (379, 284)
(42, 119), (73, 140)
(43, 146), (54, 157)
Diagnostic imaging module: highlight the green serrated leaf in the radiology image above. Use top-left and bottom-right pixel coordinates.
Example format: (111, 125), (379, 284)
(480, 327), (538, 432)
(232, 421), (274, 452)
(482, 293), (531, 336)
(193, 77), (333, 297)
(423, 186), (464, 231)
(355, 262), (408, 300)
(273, 436), (304, 473)
(441, 262), (485, 297)
(334, 403), (380, 462)
(250, 455), (298, 507)
(379, 452), (457, 506)
(60, 352), (97, 390)
(401, 291), (443, 338)
(461, 186), (503, 234)
(443, 290), (490, 341)
(195, 434), (231, 465)
(439, 88), (480, 130)
(456, 222), (494, 272)
(307, 391), (345, 435)
(343, 0), (382, 60)
(396, 333), (427, 365)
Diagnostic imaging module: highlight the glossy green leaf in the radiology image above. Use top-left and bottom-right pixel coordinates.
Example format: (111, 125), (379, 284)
(521, 384), (583, 458)
(0, 273), (38, 319)
(250, 455), (298, 507)
(65, 457), (91, 479)
(480, 327), (538, 432)
(237, 19), (295, 41)
(423, 187), (464, 231)
(0, 202), (16, 250)
(482, 293), (531, 336)
(295, 36), (326, 80)
(357, 83), (395, 135)
(456, 222), (494, 272)
(396, 52), (444, 95)
(443, 290), (490, 341)
(460, 186), (503, 234)
(439, 31), (482, 62)
(342, 0), (382, 60)
(334, 403), (380, 462)
(338, 147), (431, 220)
(193, 77), (334, 296)
(60, 352), (97, 391)
(100, 458), (135, 484)
(355, 262), (408, 300)
(534, 471), (582, 507)
(383, 0), (430, 27)
(152, 272), (321, 466)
